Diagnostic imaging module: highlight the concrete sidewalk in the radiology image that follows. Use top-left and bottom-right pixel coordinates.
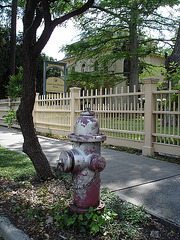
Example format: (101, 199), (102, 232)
(0, 126), (180, 232)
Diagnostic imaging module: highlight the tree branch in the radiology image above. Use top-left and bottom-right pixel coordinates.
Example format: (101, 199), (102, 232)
(0, 5), (11, 9)
(23, 0), (44, 50)
(41, 0), (51, 26)
(34, 0), (94, 56)
(92, 5), (121, 18)
(23, 0), (40, 34)
(52, 0), (94, 27)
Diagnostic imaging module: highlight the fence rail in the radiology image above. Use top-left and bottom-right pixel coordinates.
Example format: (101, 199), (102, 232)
(152, 85), (180, 156)
(0, 98), (20, 128)
(0, 78), (179, 157)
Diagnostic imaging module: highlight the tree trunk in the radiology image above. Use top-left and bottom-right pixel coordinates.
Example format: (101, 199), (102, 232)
(10, 0), (17, 76)
(17, 46), (55, 180)
(16, 0), (94, 180)
(166, 23), (180, 68)
(165, 23), (180, 87)
(129, 33), (139, 93)
(129, 9), (139, 93)
(129, 8), (139, 107)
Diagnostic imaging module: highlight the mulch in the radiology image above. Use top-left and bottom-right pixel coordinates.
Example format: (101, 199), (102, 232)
(0, 176), (179, 240)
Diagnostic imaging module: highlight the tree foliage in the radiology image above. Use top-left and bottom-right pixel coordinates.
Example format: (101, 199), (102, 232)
(165, 23), (180, 86)
(0, 0), (25, 98)
(0, 25), (10, 98)
(6, 66), (23, 98)
(15, 0), (94, 180)
(67, 70), (119, 90)
(0, 25), (51, 98)
(62, 0), (180, 91)
(0, 0), (25, 25)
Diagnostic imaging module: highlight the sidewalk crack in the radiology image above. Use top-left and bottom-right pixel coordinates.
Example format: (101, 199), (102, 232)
(111, 173), (180, 192)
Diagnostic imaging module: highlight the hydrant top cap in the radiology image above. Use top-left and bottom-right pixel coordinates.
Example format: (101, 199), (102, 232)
(80, 109), (95, 117)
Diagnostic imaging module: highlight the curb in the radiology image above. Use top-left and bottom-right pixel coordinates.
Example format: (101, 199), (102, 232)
(0, 216), (30, 240)
(0, 209), (179, 240)
(111, 193), (180, 234)
(147, 211), (180, 234)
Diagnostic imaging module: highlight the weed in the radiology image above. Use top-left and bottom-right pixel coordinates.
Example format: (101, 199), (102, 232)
(54, 206), (117, 236)
(101, 188), (151, 238)
(37, 131), (68, 140)
(1, 146), (177, 239)
(3, 109), (17, 128)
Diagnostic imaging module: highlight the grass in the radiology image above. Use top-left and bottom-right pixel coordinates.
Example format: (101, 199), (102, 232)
(0, 146), (179, 239)
(100, 115), (144, 132)
(99, 115), (179, 144)
(100, 115), (144, 141)
(37, 131), (68, 140)
(0, 146), (152, 239)
(156, 118), (179, 145)
(0, 146), (36, 180)
(103, 144), (180, 165)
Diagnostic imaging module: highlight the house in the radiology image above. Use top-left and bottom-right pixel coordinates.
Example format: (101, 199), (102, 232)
(60, 53), (165, 92)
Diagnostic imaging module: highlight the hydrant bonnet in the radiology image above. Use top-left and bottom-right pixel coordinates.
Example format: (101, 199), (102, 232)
(57, 109), (106, 214)
(75, 110), (99, 136)
(69, 110), (106, 143)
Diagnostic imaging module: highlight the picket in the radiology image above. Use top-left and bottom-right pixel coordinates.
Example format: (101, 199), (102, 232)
(0, 78), (179, 156)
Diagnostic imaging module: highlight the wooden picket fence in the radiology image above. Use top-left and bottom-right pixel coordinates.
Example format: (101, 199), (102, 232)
(0, 77), (179, 157)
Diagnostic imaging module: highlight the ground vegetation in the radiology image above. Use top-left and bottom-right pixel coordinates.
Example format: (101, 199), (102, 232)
(0, 146), (179, 240)
(62, 0), (180, 92)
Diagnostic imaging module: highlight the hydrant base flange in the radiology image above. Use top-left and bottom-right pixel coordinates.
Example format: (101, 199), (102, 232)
(69, 200), (105, 214)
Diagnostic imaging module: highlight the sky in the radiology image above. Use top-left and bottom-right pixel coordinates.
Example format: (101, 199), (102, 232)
(17, 5), (179, 61)
(41, 21), (80, 61)
(17, 19), (80, 61)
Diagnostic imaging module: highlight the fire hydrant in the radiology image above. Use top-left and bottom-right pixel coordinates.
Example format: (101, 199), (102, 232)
(57, 109), (106, 214)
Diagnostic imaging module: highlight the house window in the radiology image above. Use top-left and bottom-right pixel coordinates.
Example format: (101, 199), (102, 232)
(123, 58), (130, 77)
(94, 61), (99, 71)
(103, 62), (108, 72)
(81, 64), (86, 72)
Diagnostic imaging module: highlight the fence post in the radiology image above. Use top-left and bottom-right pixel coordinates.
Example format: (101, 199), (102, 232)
(142, 78), (159, 156)
(70, 87), (81, 133)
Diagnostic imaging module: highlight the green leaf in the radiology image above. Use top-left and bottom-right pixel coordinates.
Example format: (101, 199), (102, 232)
(85, 211), (93, 220)
(67, 217), (76, 226)
(78, 214), (83, 221)
(90, 223), (100, 234)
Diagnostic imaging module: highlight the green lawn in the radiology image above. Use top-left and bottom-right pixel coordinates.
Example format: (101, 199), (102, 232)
(0, 146), (36, 180)
(99, 115), (179, 144)
(0, 146), (155, 239)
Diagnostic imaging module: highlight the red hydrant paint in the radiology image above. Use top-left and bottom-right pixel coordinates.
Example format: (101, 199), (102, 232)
(57, 109), (106, 214)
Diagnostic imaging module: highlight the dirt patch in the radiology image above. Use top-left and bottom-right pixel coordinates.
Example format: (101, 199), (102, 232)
(0, 176), (179, 240)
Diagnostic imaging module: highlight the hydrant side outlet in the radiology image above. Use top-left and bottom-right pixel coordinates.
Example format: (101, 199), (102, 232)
(58, 151), (74, 173)
(57, 109), (106, 214)
(89, 154), (106, 172)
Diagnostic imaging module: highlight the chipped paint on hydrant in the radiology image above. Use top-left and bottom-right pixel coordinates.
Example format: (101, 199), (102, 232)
(57, 109), (106, 214)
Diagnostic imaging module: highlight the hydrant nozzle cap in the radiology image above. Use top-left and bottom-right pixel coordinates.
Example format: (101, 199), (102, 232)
(90, 155), (106, 172)
(58, 151), (74, 173)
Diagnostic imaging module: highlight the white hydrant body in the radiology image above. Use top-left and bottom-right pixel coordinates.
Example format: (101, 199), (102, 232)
(57, 109), (106, 214)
